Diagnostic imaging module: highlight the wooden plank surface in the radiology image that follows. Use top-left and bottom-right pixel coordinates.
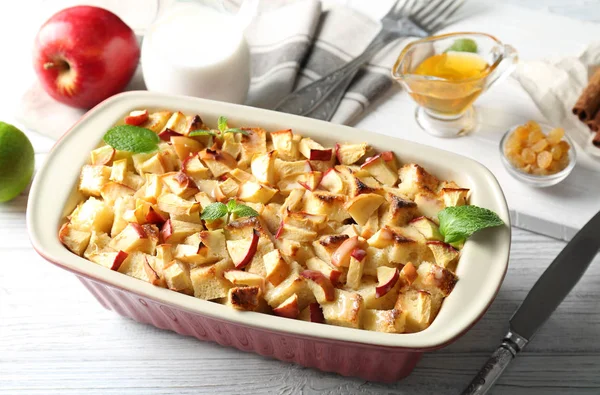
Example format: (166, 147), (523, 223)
(2, 1), (600, 394)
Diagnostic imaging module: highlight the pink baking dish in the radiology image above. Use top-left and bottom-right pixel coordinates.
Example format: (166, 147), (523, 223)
(27, 91), (511, 382)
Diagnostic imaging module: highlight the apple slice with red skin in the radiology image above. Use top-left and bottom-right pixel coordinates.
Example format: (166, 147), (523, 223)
(124, 110), (149, 126)
(143, 256), (161, 285)
(375, 267), (399, 298)
(130, 223), (148, 238)
(350, 248), (367, 262)
(301, 270), (335, 302)
(90, 145), (115, 165)
(309, 149), (332, 161)
(227, 229), (259, 269)
(110, 250), (129, 271)
(381, 151), (394, 162)
(146, 206), (167, 226)
(160, 219), (173, 243)
(331, 236), (360, 267)
(309, 302), (325, 323)
(273, 294), (300, 319)
(158, 128), (183, 142)
(274, 220), (284, 239)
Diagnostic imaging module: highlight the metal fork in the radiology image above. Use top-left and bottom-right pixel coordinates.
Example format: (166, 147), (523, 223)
(274, 0), (465, 121)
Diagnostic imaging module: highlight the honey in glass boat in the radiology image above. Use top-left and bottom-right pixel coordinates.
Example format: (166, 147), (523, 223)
(392, 33), (518, 138)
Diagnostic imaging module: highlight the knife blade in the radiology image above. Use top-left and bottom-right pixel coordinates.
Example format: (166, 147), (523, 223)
(462, 209), (600, 395)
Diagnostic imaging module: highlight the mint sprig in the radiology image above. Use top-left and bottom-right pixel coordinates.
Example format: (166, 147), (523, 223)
(103, 125), (159, 153)
(201, 199), (259, 222)
(217, 116), (249, 136)
(438, 205), (504, 245)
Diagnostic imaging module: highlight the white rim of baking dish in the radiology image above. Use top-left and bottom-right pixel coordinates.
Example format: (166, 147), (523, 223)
(27, 91), (511, 350)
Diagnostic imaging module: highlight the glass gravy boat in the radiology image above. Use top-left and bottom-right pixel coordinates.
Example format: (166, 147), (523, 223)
(392, 32), (518, 138)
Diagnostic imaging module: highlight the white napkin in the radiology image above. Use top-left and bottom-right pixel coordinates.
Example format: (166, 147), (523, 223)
(16, 0), (407, 140)
(512, 41), (600, 158)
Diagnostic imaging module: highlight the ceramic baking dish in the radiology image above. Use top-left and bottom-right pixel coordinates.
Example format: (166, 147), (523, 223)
(27, 91), (511, 382)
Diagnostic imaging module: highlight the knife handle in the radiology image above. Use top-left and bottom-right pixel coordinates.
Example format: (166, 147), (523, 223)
(461, 331), (528, 395)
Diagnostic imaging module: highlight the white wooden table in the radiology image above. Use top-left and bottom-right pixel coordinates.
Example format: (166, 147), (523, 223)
(2, 1), (600, 394)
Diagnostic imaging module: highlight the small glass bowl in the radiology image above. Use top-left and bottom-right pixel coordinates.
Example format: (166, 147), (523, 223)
(499, 124), (577, 187)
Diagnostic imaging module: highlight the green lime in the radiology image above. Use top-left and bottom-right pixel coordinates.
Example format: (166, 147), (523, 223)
(0, 122), (34, 203)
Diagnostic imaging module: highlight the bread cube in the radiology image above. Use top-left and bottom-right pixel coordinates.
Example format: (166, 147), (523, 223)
(58, 222), (91, 256)
(79, 165), (111, 196)
(70, 197), (114, 234)
(190, 263), (232, 300)
(362, 308), (406, 333)
(320, 289), (364, 329)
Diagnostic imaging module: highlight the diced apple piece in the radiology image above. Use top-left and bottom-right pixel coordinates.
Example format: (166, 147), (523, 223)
(157, 128), (182, 142)
(70, 197), (114, 234)
(299, 137), (331, 161)
(400, 262), (418, 285)
(161, 172), (198, 199)
(157, 193), (199, 217)
(273, 159), (307, 180)
(109, 158), (128, 184)
(335, 142), (367, 165)
(301, 270), (335, 303)
(305, 257), (342, 285)
(312, 234), (349, 263)
(360, 155), (397, 186)
(273, 294), (299, 318)
(376, 266), (399, 298)
(224, 270), (265, 291)
(182, 154), (210, 181)
(320, 289), (364, 329)
(162, 259), (193, 294)
(318, 168), (345, 194)
(346, 255), (365, 290)
(221, 132), (241, 160)
(409, 216), (443, 241)
(131, 153), (155, 175)
(228, 168), (256, 184)
(381, 151), (398, 172)
(169, 136), (202, 162)
(251, 150), (277, 185)
(440, 187), (469, 207)
(59, 222), (91, 256)
(143, 255), (163, 286)
(190, 263), (232, 300)
(276, 223), (317, 243)
(238, 181), (277, 204)
(90, 145), (115, 166)
(89, 250), (129, 271)
(303, 191), (349, 223)
(124, 109), (149, 126)
(140, 111), (172, 133)
(83, 231), (112, 259)
(263, 249), (291, 286)
(263, 265), (315, 310)
(283, 211), (327, 232)
(427, 241), (460, 268)
(356, 278), (400, 310)
(331, 236), (361, 267)
(397, 163), (440, 199)
(79, 165), (111, 196)
(227, 286), (261, 311)
(362, 308), (406, 333)
(226, 229), (259, 269)
(160, 219), (204, 244)
(160, 111), (188, 135)
(108, 223), (155, 254)
(345, 193), (385, 226)
(366, 227), (395, 248)
(271, 129), (300, 161)
(199, 148), (237, 178)
(99, 182), (135, 205)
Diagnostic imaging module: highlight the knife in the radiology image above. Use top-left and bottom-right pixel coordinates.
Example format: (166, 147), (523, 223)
(462, 209), (600, 395)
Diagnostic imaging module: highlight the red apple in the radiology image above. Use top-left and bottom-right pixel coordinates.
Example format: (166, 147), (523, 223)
(350, 248), (367, 262)
(143, 256), (161, 285)
(110, 250), (129, 271)
(304, 161), (313, 172)
(334, 143), (342, 163)
(400, 262), (417, 285)
(227, 229), (259, 269)
(381, 151), (394, 162)
(124, 110), (149, 126)
(360, 154), (381, 169)
(273, 294), (300, 319)
(301, 270), (335, 302)
(33, 6), (140, 109)
(160, 219), (173, 242)
(375, 267), (399, 298)
(309, 302), (325, 323)
(130, 223), (148, 238)
(158, 128), (183, 142)
(331, 236), (359, 267)
(146, 206), (166, 226)
(309, 149), (332, 161)
(275, 220), (284, 239)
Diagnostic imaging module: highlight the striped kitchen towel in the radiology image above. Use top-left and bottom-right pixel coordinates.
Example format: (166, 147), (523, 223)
(244, 0), (408, 125)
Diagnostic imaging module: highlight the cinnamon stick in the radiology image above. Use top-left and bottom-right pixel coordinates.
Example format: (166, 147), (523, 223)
(573, 68), (600, 122)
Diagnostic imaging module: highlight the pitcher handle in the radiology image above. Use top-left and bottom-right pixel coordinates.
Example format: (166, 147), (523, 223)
(485, 44), (518, 90)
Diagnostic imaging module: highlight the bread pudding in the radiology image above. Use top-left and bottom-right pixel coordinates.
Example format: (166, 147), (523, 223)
(59, 109), (470, 334)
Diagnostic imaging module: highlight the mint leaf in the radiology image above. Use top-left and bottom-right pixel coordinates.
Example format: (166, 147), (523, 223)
(218, 116), (228, 132)
(226, 199), (237, 212)
(446, 38), (478, 53)
(201, 202), (228, 222)
(231, 203), (259, 218)
(103, 125), (159, 153)
(438, 205), (504, 244)
(223, 128), (249, 136)
(189, 129), (216, 137)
